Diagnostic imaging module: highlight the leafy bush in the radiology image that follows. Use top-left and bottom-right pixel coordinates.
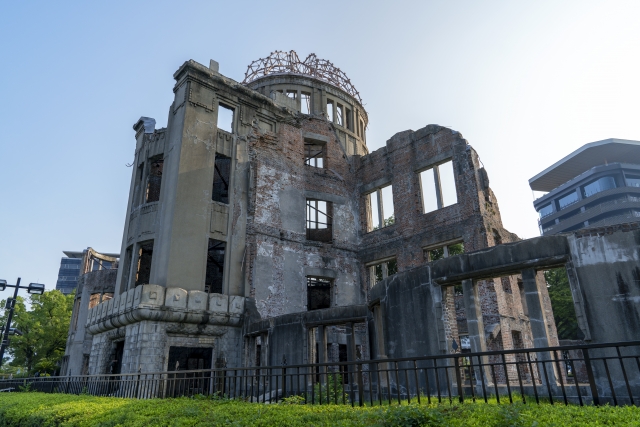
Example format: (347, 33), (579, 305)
(312, 372), (350, 404)
(0, 393), (639, 427)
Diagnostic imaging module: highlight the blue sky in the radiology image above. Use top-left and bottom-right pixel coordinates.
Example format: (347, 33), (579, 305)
(1, 1), (639, 298)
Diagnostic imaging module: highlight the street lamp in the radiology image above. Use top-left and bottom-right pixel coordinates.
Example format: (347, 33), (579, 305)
(0, 278), (46, 367)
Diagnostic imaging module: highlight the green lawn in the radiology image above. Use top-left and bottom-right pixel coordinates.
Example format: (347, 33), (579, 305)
(0, 393), (638, 426)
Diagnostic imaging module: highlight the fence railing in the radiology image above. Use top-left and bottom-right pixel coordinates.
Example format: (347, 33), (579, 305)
(1, 341), (639, 406)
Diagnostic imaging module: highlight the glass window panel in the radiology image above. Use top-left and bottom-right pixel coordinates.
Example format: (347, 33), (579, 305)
(420, 168), (438, 213)
(380, 185), (395, 226)
(538, 204), (554, 218)
(583, 176), (616, 198)
(439, 160), (457, 207)
(626, 175), (640, 188)
(558, 191), (579, 210)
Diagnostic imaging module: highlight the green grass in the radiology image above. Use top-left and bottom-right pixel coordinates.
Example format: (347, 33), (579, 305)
(0, 392), (638, 426)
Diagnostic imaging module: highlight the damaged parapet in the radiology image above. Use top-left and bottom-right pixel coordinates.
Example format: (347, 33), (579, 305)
(86, 285), (244, 335)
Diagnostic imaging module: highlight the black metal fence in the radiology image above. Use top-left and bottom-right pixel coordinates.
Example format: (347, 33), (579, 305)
(1, 341), (639, 406)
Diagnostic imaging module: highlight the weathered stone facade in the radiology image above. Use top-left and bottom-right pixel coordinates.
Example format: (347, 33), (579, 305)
(80, 52), (548, 376)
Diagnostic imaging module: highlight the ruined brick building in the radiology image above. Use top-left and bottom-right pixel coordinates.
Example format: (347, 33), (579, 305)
(80, 51), (556, 376)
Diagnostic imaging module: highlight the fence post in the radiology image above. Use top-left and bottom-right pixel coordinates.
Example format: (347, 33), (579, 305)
(454, 356), (464, 403)
(582, 348), (600, 406)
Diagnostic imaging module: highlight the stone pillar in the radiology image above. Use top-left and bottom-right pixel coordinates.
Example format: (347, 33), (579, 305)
(462, 279), (491, 391)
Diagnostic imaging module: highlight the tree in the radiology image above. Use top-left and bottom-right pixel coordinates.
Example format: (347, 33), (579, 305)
(544, 268), (580, 340)
(0, 290), (74, 374)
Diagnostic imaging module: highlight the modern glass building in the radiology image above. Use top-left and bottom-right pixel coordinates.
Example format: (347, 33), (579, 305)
(529, 138), (640, 235)
(55, 252), (83, 294)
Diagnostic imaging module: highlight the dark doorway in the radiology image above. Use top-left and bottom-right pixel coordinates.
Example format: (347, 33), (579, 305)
(167, 347), (213, 397)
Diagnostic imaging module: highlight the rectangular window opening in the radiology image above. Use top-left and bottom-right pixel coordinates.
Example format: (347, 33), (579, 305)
(307, 276), (332, 310)
(121, 245), (133, 293)
(217, 103), (234, 133)
(285, 90), (297, 100)
(134, 241), (154, 287)
(145, 156), (164, 203)
(205, 239), (226, 294)
(420, 159), (457, 213)
(306, 199), (333, 242)
(367, 185), (395, 231)
(212, 153), (231, 204)
(425, 241), (464, 262)
(369, 258), (398, 288)
(301, 92), (311, 114)
(346, 108), (353, 130)
(326, 100), (334, 122)
(336, 104), (344, 126)
(304, 141), (325, 168)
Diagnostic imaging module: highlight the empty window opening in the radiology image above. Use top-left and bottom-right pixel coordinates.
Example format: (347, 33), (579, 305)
(326, 100), (334, 122)
(367, 185), (395, 231)
(346, 108), (353, 130)
(425, 241), (464, 262)
(369, 258), (398, 287)
(212, 153), (231, 204)
(304, 142), (325, 168)
(545, 268), (581, 340)
(359, 120), (365, 140)
(301, 92), (311, 114)
(419, 159), (458, 213)
(134, 241), (154, 287)
(217, 103), (234, 133)
(336, 104), (344, 126)
(205, 239), (226, 294)
(307, 276), (332, 310)
(145, 156), (164, 203)
(306, 199), (333, 242)
(285, 90), (297, 100)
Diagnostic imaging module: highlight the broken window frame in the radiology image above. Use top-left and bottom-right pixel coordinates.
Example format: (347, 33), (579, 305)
(134, 241), (154, 287)
(300, 92), (311, 114)
(285, 90), (297, 100)
(368, 257), (398, 288)
(304, 141), (325, 168)
(419, 159), (458, 214)
(205, 239), (226, 294)
(424, 241), (464, 262)
(366, 185), (395, 232)
(306, 199), (333, 242)
(145, 155), (164, 203)
(306, 276), (332, 311)
(212, 153), (231, 204)
(217, 103), (235, 133)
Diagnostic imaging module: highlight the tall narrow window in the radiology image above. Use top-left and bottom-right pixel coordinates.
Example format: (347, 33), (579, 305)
(326, 100), (334, 122)
(121, 245), (133, 292)
(145, 156), (164, 203)
(304, 141), (325, 168)
(217, 104), (234, 133)
(135, 241), (154, 287)
(212, 153), (231, 204)
(360, 120), (365, 140)
(306, 199), (333, 242)
(419, 159), (458, 213)
(307, 277), (332, 310)
(301, 92), (311, 114)
(205, 239), (226, 294)
(346, 108), (353, 130)
(367, 185), (395, 231)
(336, 104), (344, 126)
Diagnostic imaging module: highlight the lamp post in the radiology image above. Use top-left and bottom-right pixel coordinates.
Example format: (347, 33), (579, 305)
(0, 278), (45, 367)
